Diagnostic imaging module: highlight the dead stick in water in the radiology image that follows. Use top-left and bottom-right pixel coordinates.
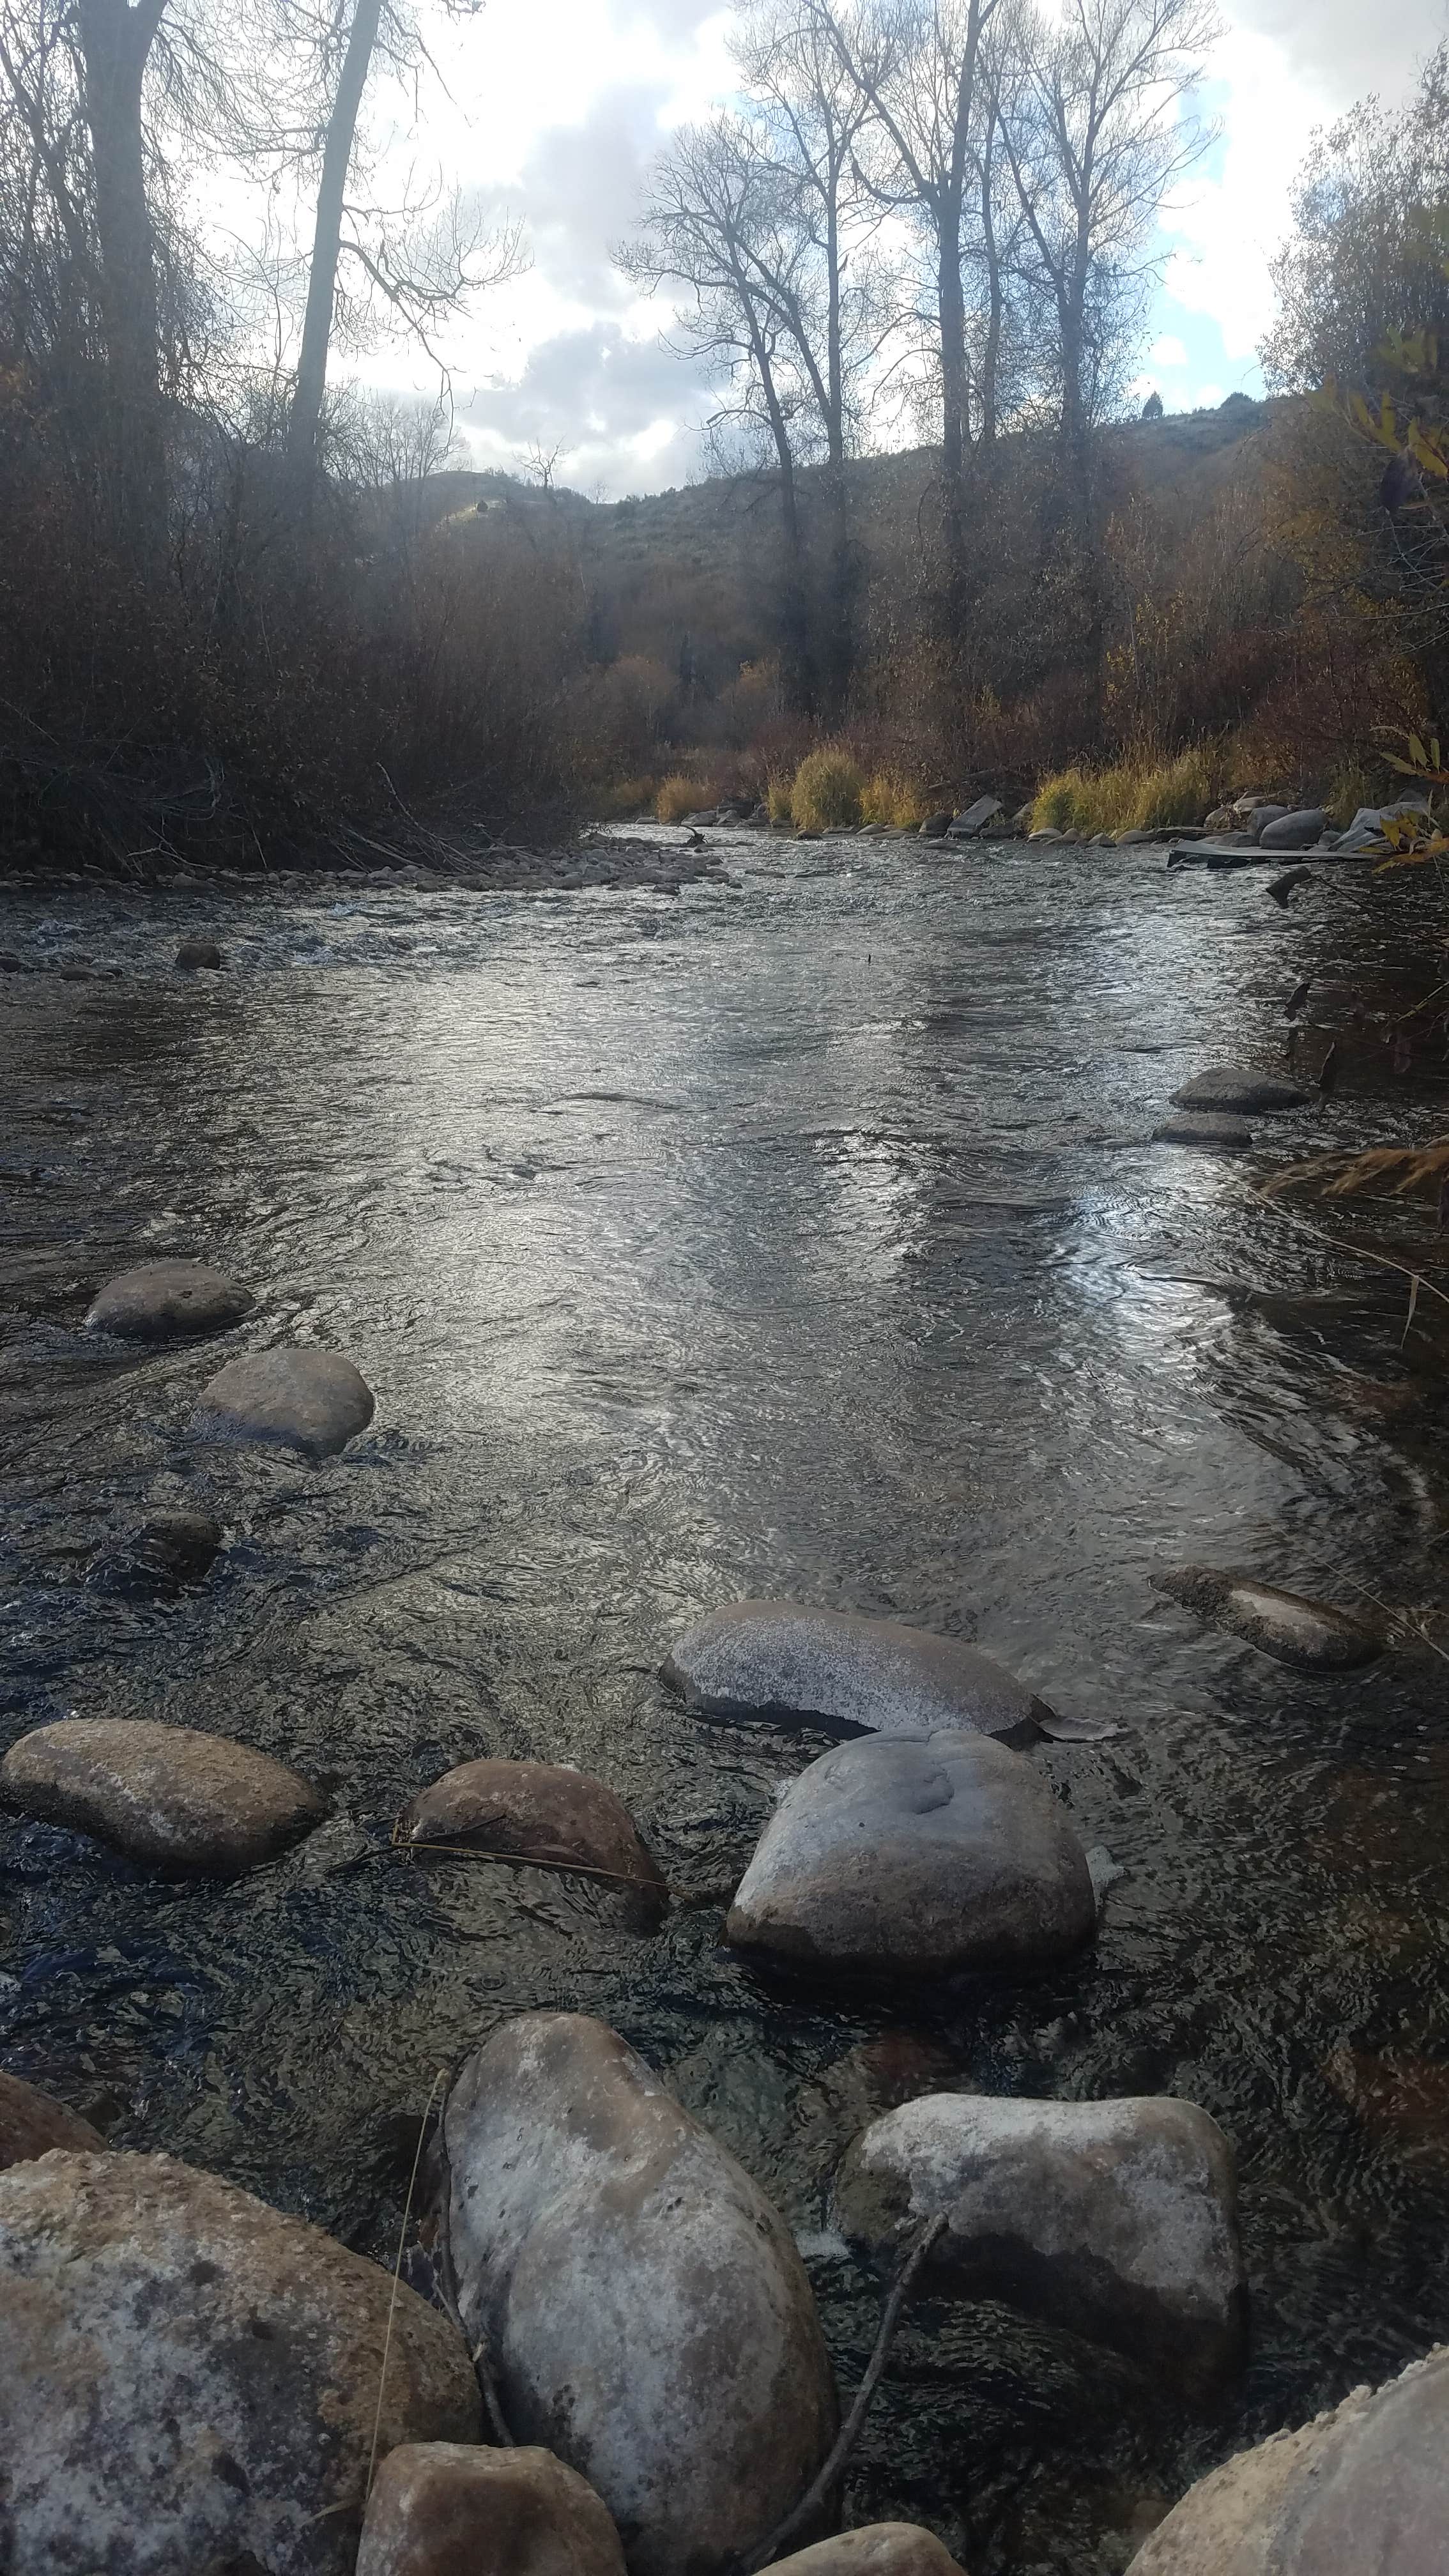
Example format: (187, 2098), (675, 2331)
(741, 2212), (949, 2575)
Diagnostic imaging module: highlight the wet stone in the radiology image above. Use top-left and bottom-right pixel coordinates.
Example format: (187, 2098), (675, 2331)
(0, 2150), (480, 2576)
(1151, 1567), (1379, 1671)
(191, 1346), (374, 1457)
(1169, 1068), (1310, 1114)
(0, 1717), (327, 1876)
(725, 1730), (1098, 1977)
(0, 2071), (103, 2172)
(174, 937), (222, 969)
(356, 2442), (628, 2576)
(88, 1508), (223, 1596)
(768, 2533), (967, 2576)
(1153, 1114), (1255, 1151)
(84, 1258), (254, 1341)
(835, 2091), (1245, 2405)
(400, 1758), (664, 1899)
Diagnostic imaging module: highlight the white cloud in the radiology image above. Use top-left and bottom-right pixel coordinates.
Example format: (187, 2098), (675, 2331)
(1147, 335), (1188, 369)
(1192, 383), (1227, 410)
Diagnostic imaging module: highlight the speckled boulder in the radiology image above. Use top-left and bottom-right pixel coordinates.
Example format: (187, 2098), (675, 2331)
(85, 1259), (254, 1340)
(768, 2531), (967, 2576)
(0, 2150), (481, 2574)
(400, 1759), (663, 1900)
(836, 2092), (1245, 2404)
(662, 1599), (1110, 1744)
(356, 2443), (627, 2576)
(1151, 1567), (1379, 1672)
(433, 2012), (838, 2576)
(1125, 2344), (1449, 2572)
(726, 1731), (1096, 1977)
(191, 1347), (374, 1458)
(1169, 1069), (1309, 1114)
(1, 1718), (326, 1876)
(0, 2071), (102, 2171)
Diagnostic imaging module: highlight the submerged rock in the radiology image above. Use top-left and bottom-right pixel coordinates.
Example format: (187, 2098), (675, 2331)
(88, 1508), (223, 1595)
(1126, 2344), (1449, 2573)
(399, 1758), (664, 1900)
(191, 1346), (374, 1457)
(0, 2071), (102, 2171)
(836, 2091), (1245, 2405)
(85, 1258), (254, 1340)
(1152, 1114), (1255, 1151)
(174, 937), (222, 969)
(662, 1599), (1112, 1745)
(1, 1717), (326, 1875)
(0, 2150), (480, 2575)
(1151, 1567), (1379, 1671)
(769, 2531), (967, 2576)
(725, 1731), (1097, 1977)
(356, 2442), (627, 2576)
(433, 2011), (838, 2576)
(1169, 1068), (1310, 1114)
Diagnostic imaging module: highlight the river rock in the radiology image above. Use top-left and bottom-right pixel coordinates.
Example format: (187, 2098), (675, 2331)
(84, 1258), (254, 1340)
(433, 2012), (837, 2576)
(356, 2442), (627, 2576)
(191, 1346), (374, 1457)
(1152, 1114), (1255, 1151)
(1125, 2343), (1449, 2573)
(1247, 804), (1289, 839)
(1259, 807), (1326, 850)
(399, 1758), (664, 1899)
(1, 1717), (326, 1875)
(725, 1731), (1097, 1977)
(0, 2149), (480, 2575)
(662, 1599), (1111, 1745)
(0, 2071), (103, 2170)
(949, 796), (1002, 838)
(175, 937), (222, 969)
(1150, 1567), (1379, 1671)
(917, 811), (951, 838)
(768, 2530), (967, 2576)
(836, 2091), (1245, 2404)
(1335, 795), (1433, 855)
(1169, 1068), (1310, 1113)
(88, 1508), (223, 1595)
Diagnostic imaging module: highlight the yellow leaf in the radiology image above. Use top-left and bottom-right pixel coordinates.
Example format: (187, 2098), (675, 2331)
(1408, 423), (1449, 480)
(1410, 733), (1429, 767)
(1376, 848), (1431, 870)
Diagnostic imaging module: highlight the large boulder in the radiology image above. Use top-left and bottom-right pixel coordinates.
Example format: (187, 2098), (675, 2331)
(1259, 808), (1326, 850)
(0, 2071), (102, 2170)
(836, 2092), (1245, 2405)
(191, 1347), (374, 1458)
(724, 1731), (1097, 1977)
(85, 1259), (254, 1341)
(1, 1717), (326, 1875)
(433, 2012), (838, 2576)
(767, 2530), (966, 2576)
(1169, 1068), (1309, 1114)
(1125, 2345), (1449, 2573)
(662, 1600), (1110, 1745)
(1151, 1567), (1379, 1672)
(399, 1759), (664, 1902)
(356, 2442), (627, 2576)
(0, 2149), (480, 2574)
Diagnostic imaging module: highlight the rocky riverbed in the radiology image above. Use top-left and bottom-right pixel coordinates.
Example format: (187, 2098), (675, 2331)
(3, 826), (1449, 2570)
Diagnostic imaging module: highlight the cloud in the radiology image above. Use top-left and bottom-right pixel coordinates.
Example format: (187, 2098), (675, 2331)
(1147, 334), (1188, 369)
(1223, 0), (1443, 109)
(458, 319), (715, 494)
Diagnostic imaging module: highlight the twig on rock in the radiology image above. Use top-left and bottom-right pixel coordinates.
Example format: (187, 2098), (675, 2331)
(366, 2066), (450, 2499)
(741, 2211), (949, 2574)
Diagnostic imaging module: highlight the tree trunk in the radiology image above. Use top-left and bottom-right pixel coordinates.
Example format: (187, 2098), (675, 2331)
(74, 0), (167, 568)
(287, 0), (383, 489)
(1058, 275), (1103, 745)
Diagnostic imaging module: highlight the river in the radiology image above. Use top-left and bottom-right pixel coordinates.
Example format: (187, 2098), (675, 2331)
(3, 830), (1449, 2570)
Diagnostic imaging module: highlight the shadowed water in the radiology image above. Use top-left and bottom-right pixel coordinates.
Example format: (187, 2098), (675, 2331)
(3, 835), (1449, 2570)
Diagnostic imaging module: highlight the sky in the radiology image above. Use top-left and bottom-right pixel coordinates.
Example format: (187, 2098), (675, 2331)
(341, 0), (1449, 498)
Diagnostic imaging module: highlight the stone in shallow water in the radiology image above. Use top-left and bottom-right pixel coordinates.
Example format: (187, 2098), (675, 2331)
(174, 937), (222, 969)
(1125, 2344), (1449, 2573)
(88, 1508), (223, 1595)
(835, 2091), (1245, 2404)
(1, 1717), (326, 1875)
(1153, 1114), (1255, 1151)
(356, 2442), (627, 2576)
(0, 2150), (480, 2576)
(1169, 1068), (1310, 1113)
(400, 1758), (663, 1899)
(1151, 1567), (1379, 1671)
(434, 2012), (838, 2576)
(662, 1598), (1113, 1745)
(0, 2071), (102, 2171)
(191, 1346), (374, 1457)
(725, 1731), (1097, 1977)
(769, 2531), (967, 2576)
(84, 1258), (254, 1340)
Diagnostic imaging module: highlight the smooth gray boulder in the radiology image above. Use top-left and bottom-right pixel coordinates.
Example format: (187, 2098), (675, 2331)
(836, 2091), (1245, 2404)
(725, 1731), (1097, 1977)
(0, 2071), (102, 2171)
(1246, 804), (1289, 839)
(85, 1259), (254, 1340)
(1, 1717), (326, 1875)
(917, 811), (951, 838)
(662, 1600), (1112, 1745)
(1151, 1567), (1379, 1671)
(1125, 2344), (1449, 2573)
(1259, 808), (1326, 850)
(191, 1346), (374, 1457)
(1152, 1114), (1255, 1151)
(767, 2530), (967, 2576)
(432, 2012), (837, 2576)
(0, 2150), (480, 2576)
(1169, 1068), (1310, 1113)
(356, 2442), (627, 2576)
(399, 1758), (664, 1902)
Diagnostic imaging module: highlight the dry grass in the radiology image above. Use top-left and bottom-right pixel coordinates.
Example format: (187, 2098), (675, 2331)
(1030, 743), (1232, 838)
(656, 772), (707, 822)
(792, 747), (863, 831)
(860, 768), (928, 827)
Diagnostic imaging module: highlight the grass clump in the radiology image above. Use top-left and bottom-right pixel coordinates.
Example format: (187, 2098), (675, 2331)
(861, 769), (927, 827)
(1031, 743), (1228, 838)
(792, 747), (863, 831)
(597, 776), (655, 818)
(656, 772), (707, 823)
(766, 773), (794, 822)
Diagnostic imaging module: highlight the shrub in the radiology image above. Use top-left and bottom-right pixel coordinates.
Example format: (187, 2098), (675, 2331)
(861, 768), (927, 827)
(792, 747), (863, 831)
(657, 772), (705, 822)
(1031, 768), (1089, 832)
(597, 776), (655, 818)
(766, 773), (794, 822)
(1031, 744), (1229, 838)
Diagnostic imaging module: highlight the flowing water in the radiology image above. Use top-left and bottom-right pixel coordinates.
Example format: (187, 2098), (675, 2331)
(4, 832), (1449, 2570)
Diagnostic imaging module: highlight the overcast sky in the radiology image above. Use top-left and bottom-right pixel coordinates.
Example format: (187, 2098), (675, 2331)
(343, 0), (1449, 498)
